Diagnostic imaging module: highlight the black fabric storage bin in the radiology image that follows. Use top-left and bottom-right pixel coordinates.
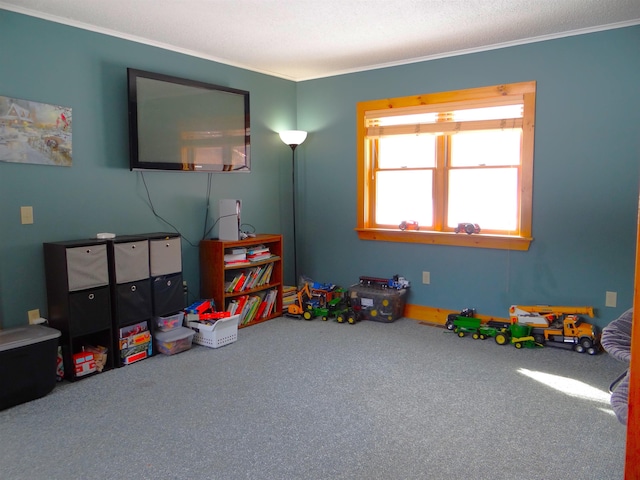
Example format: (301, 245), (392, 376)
(114, 280), (152, 325)
(68, 286), (112, 336)
(152, 272), (184, 317)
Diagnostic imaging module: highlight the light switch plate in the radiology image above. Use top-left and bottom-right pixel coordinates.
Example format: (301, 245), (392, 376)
(28, 309), (41, 323)
(21, 206), (34, 224)
(605, 291), (617, 308)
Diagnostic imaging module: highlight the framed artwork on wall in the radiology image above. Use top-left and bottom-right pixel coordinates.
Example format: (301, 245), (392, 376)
(0, 95), (72, 167)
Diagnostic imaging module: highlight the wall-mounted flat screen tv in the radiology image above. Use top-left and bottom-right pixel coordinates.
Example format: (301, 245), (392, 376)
(127, 68), (250, 172)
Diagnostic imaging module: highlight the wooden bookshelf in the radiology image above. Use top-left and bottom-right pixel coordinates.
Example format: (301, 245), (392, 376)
(199, 234), (283, 328)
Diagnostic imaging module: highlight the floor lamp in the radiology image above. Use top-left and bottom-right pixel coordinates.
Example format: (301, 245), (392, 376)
(279, 130), (308, 287)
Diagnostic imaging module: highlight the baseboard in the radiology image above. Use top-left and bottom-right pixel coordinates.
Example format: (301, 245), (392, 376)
(404, 303), (509, 325)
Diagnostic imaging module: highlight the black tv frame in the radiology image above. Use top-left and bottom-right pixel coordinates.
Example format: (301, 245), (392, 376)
(127, 68), (250, 172)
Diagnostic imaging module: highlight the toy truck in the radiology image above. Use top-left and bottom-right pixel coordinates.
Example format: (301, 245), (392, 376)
(303, 283), (336, 320)
(341, 306), (363, 325)
(509, 305), (599, 354)
(358, 275), (410, 290)
(286, 283), (336, 320)
(320, 290), (350, 322)
(454, 223), (481, 234)
(447, 306), (600, 354)
(286, 284), (312, 319)
(446, 315), (539, 349)
(497, 323), (539, 349)
(446, 315), (499, 339)
(302, 302), (325, 320)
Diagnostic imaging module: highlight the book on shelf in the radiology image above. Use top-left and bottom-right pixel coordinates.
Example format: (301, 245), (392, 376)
(226, 271), (244, 293)
(247, 245), (270, 255)
(226, 298), (238, 314)
(255, 299), (268, 320)
(224, 259), (251, 266)
(263, 289), (277, 318)
(228, 247), (247, 255)
(224, 252), (247, 263)
(119, 320), (149, 339)
(225, 274), (236, 293)
(227, 289), (277, 325)
(244, 296), (262, 325)
(252, 263), (266, 286)
(227, 295), (249, 316)
(248, 253), (272, 262)
(233, 272), (247, 292)
(237, 270), (252, 291)
(235, 295), (256, 325)
(282, 286), (297, 303)
(243, 270), (256, 290)
(225, 276), (238, 293)
(225, 263), (274, 293)
(257, 262), (274, 285)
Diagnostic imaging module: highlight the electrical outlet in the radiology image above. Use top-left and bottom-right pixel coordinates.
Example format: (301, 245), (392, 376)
(422, 271), (430, 284)
(20, 206), (34, 225)
(605, 291), (617, 308)
(28, 309), (41, 324)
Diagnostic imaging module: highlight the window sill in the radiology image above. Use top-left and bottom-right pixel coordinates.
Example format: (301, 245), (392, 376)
(355, 228), (532, 251)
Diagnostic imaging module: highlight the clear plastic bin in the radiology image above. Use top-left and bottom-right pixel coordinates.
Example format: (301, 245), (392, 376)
(154, 327), (195, 355)
(154, 312), (184, 332)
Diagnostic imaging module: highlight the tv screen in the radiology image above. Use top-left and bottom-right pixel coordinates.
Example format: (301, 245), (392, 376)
(127, 68), (250, 172)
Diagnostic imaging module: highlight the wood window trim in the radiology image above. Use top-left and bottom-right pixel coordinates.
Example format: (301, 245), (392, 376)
(356, 81), (535, 251)
(355, 228), (532, 251)
(626, 205), (640, 476)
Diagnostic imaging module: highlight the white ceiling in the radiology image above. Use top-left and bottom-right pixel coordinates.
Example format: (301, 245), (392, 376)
(3, 0), (640, 81)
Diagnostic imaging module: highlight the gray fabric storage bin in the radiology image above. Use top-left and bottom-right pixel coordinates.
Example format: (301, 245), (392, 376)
(149, 237), (182, 276)
(113, 239), (149, 283)
(66, 244), (109, 291)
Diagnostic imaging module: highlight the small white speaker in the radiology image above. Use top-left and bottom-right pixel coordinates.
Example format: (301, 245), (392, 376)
(218, 199), (241, 240)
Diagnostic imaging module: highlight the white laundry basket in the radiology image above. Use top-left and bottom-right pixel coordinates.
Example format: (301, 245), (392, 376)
(188, 314), (240, 349)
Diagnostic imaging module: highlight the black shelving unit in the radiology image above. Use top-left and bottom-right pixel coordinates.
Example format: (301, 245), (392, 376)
(43, 239), (114, 381)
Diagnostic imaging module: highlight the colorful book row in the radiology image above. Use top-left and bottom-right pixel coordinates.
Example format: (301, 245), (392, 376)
(225, 263), (274, 293)
(227, 289), (278, 325)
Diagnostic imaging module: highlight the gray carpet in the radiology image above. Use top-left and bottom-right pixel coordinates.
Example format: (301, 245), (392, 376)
(0, 317), (626, 479)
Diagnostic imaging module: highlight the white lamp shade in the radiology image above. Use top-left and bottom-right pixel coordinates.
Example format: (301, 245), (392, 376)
(279, 130), (308, 147)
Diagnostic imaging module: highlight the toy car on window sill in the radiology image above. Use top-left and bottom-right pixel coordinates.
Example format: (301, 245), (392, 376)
(454, 223), (481, 234)
(399, 221), (419, 231)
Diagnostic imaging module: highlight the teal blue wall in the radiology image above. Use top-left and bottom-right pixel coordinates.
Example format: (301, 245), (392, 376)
(0, 10), (298, 328)
(296, 26), (640, 328)
(1, 9), (639, 329)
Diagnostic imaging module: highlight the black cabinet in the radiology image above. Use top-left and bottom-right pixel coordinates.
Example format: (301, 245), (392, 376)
(44, 233), (184, 377)
(44, 239), (114, 380)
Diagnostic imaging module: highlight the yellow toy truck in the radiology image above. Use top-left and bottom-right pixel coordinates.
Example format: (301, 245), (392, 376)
(509, 305), (599, 354)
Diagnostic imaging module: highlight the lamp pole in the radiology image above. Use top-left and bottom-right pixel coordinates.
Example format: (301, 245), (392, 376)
(289, 144), (299, 286)
(279, 130), (308, 287)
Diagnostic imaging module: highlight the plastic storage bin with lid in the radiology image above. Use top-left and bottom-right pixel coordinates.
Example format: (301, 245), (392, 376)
(0, 324), (61, 410)
(154, 311), (184, 332)
(154, 326), (195, 355)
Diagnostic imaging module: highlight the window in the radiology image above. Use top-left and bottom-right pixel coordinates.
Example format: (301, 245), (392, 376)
(356, 81), (536, 250)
